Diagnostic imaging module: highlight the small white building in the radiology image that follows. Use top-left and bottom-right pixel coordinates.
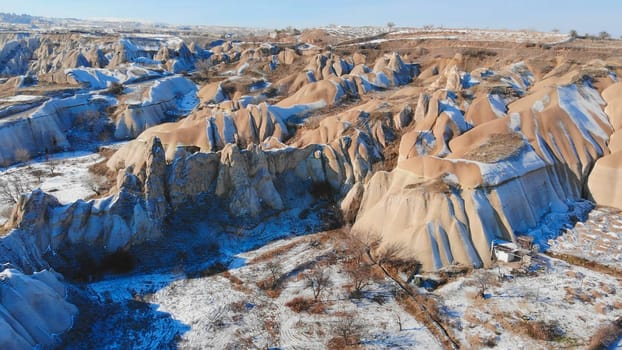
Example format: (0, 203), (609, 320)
(492, 241), (519, 263)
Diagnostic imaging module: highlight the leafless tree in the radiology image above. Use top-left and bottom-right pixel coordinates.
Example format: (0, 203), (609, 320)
(346, 262), (372, 298)
(266, 260), (282, 289)
(88, 173), (108, 197)
(29, 168), (46, 183)
(305, 267), (331, 302)
(475, 272), (495, 298)
(0, 174), (30, 204)
(355, 231), (382, 260)
(333, 313), (365, 346)
(48, 160), (59, 176)
(195, 59), (214, 81)
(376, 241), (404, 265)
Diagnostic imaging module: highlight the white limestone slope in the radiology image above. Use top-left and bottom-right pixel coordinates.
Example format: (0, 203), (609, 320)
(0, 93), (115, 165)
(0, 268), (77, 349)
(113, 75), (198, 139)
(350, 79), (612, 271)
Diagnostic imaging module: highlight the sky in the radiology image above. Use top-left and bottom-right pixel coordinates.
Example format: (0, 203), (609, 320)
(1, 0), (621, 36)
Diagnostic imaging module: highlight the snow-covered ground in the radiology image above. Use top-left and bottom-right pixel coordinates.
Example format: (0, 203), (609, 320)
(548, 206), (622, 267)
(437, 257), (622, 349)
(0, 151), (104, 223)
(72, 230), (442, 349)
(336, 28), (571, 47)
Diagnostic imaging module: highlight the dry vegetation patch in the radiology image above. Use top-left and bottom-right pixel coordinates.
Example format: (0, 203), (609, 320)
(462, 133), (525, 163)
(587, 317), (622, 350)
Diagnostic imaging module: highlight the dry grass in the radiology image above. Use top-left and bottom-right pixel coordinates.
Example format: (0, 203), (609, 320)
(87, 147), (119, 198)
(256, 277), (283, 299)
(327, 337), (363, 350)
(250, 232), (333, 264)
(405, 178), (453, 194)
(517, 319), (564, 341)
(546, 252), (622, 278)
(462, 133), (524, 163)
(462, 48), (498, 59)
(220, 271), (253, 294)
(467, 333), (498, 348)
(285, 296), (315, 313)
(587, 317), (622, 350)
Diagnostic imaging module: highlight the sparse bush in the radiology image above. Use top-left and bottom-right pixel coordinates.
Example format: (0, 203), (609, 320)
(587, 317), (622, 349)
(331, 313), (365, 347)
(598, 31), (611, 40)
(198, 262), (228, 278)
(106, 82), (124, 95)
(220, 83), (236, 99)
(285, 296), (314, 313)
(462, 48), (497, 59)
(376, 241), (405, 265)
(266, 260), (282, 289)
(305, 267), (332, 302)
(0, 174), (30, 204)
(519, 319), (564, 341)
(28, 168), (46, 183)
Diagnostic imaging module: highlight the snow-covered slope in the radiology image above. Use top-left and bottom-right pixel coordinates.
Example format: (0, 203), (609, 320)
(0, 268), (77, 349)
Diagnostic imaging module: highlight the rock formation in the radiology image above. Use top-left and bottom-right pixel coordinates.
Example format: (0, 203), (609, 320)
(0, 268), (77, 349)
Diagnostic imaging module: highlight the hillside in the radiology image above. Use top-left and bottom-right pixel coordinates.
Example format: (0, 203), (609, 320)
(0, 22), (621, 349)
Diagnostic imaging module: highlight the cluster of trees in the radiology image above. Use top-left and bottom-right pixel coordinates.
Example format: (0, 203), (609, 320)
(569, 29), (618, 40)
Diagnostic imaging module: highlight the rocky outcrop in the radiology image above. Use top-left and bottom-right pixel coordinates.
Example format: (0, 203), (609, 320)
(350, 78), (611, 270)
(2, 139), (167, 273)
(588, 82), (622, 209)
(112, 75), (198, 139)
(0, 268), (77, 349)
(0, 93), (115, 166)
(0, 34), (40, 76)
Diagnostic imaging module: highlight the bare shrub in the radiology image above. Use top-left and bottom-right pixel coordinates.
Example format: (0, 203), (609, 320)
(0, 174), (30, 204)
(266, 260), (282, 289)
(462, 133), (524, 163)
(331, 314), (364, 347)
(308, 302), (327, 314)
(475, 271), (498, 299)
(229, 300), (247, 313)
(518, 319), (564, 341)
(467, 334), (498, 348)
(587, 317), (622, 349)
(48, 161), (60, 176)
(285, 296), (314, 313)
(29, 168), (46, 183)
(376, 241), (404, 265)
(462, 48), (498, 58)
(87, 149), (119, 198)
(195, 59), (214, 81)
(106, 82), (124, 95)
(346, 263), (372, 299)
(305, 267), (332, 302)
(250, 239), (300, 264)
